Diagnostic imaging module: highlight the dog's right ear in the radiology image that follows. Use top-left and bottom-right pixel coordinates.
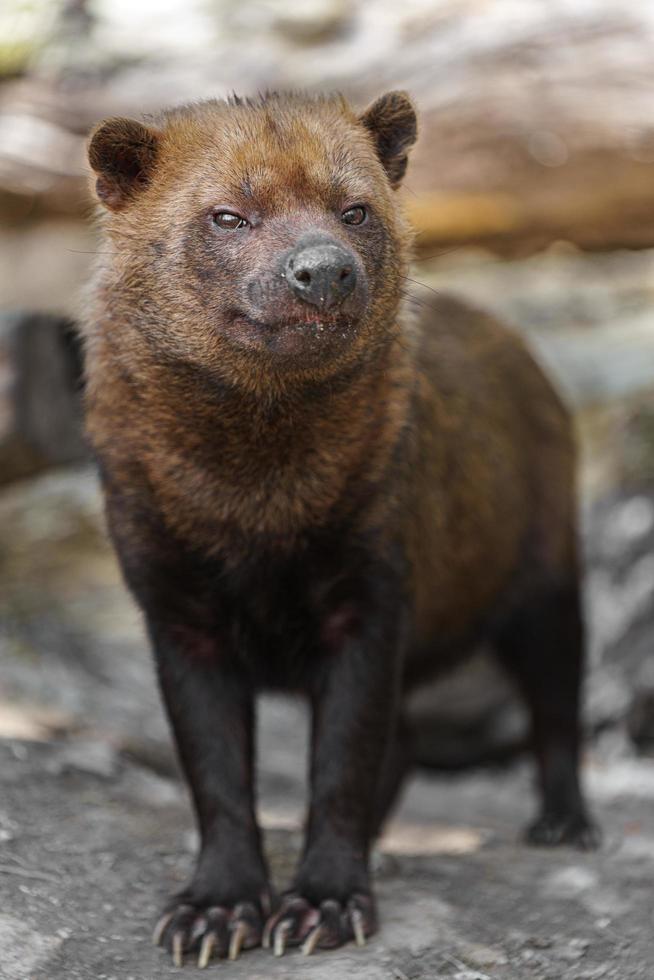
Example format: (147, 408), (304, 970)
(359, 91), (417, 188)
(88, 118), (160, 211)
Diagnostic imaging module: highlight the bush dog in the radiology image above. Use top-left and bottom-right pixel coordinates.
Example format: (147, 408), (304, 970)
(84, 91), (598, 967)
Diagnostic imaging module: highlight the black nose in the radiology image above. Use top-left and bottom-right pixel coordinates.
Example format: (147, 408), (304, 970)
(284, 242), (356, 310)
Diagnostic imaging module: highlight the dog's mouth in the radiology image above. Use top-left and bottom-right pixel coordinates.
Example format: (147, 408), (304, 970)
(220, 307), (361, 363)
(231, 309), (353, 334)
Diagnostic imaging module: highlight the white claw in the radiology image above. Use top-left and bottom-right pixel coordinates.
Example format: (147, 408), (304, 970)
(351, 908), (366, 947)
(152, 911), (174, 947)
(172, 931), (184, 968)
(274, 920), (291, 957)
(301, 925), (324, 956)
(229, 921), (248, 961)
(197, 931), (216, 970)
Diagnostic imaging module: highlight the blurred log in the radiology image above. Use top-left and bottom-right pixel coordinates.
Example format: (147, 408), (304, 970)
(398, 8), (654, 253)
(1, 0), (654, 254)
(406, 162), (654, 255)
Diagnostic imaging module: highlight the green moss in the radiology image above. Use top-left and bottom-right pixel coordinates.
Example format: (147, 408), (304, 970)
(0, 40), (35, 75)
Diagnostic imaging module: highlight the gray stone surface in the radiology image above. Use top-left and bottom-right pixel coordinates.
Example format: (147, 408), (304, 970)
(1, 736), (653, 979)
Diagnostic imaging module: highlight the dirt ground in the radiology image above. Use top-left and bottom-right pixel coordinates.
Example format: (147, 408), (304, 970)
(2, 697), (654, 980)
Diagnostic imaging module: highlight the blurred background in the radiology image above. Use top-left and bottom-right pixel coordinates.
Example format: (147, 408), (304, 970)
(1, 2), (654, 978)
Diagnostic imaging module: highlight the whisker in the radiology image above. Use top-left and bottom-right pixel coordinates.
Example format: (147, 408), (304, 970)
(415, 245), (464, 262)
(401, 182), (419, 199)
(399, 290), (437, 313)
(399, 275), (442, 297)
(66, 249), (121, 255)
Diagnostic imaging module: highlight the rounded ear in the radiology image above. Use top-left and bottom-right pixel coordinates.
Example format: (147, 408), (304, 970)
(359, 91), (417, 188)
(88, 118), (160, 211)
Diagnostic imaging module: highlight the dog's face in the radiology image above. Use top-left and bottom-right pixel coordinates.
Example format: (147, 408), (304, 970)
(88, 92), (417, 384)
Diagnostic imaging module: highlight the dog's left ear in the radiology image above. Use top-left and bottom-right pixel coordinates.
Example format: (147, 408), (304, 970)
(359, 91), (417, 188)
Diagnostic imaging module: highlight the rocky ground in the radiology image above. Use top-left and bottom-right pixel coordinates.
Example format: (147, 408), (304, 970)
(2, 713), (654, 980)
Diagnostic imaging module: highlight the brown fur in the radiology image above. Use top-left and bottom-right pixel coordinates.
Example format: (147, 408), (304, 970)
(85, 93), (572, 612)
(82, 90), (591, 962)
(85, 94), (416, 560)
(402, 294), (575, 649)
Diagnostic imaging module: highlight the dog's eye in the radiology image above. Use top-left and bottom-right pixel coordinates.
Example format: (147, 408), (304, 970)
(341, 206), (367, 226)
(212, 210), (249, 230)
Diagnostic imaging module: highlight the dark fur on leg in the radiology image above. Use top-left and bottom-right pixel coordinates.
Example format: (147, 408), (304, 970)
(150, 622), (271, 965)
(493, 580), (600, 850)
(264, 573), (407, 954)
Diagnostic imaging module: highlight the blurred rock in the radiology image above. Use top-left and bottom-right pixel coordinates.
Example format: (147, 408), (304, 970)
(627, 690), (654, 753)
(263, 0), (351, 44)
(0, 465), (164, 754)
(0, 220), (96, 316)
(0, 703), (71, 741)
(584, 492), (654, 744)
(46, 737), (118, 778)
(0, 311), (87, 484)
